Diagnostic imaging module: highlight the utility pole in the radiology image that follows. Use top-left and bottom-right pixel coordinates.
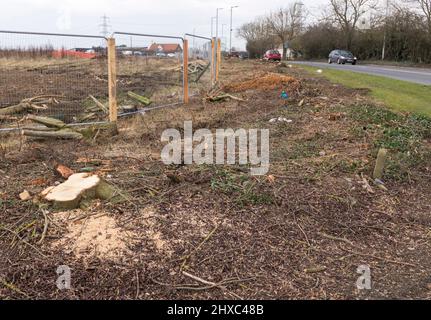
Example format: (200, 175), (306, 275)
(230, 6), (239, 54)
(222, 24), (226, 51)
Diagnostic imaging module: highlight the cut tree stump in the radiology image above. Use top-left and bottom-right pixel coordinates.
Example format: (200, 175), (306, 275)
(44, 173), (101, 210)
(43, 173), (128, 210)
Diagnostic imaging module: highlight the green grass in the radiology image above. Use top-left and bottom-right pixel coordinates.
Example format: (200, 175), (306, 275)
(346, 104), (431, 181)
(300, 65), (431, 117)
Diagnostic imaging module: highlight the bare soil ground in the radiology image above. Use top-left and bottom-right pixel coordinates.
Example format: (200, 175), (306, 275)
(0, 59), (430, 300)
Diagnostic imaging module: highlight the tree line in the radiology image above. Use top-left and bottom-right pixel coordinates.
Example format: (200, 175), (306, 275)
(238, 0), (431, 63)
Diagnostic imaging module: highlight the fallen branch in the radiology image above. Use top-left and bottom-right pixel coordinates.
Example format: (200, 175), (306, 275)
(207, 93), (246, 103)
(128, 91), (152, 106)
(181, 224), (220, 270)
(22, 129), (83, 140)
(37, 210), (49, 244)
(89, 95), (108, 114)
(0, 95), (63, 115)
(25, 115), (66, 129)
(194, 62), (211, 83)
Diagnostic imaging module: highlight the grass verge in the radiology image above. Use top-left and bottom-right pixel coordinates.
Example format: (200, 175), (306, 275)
(299, 65), (431, 117)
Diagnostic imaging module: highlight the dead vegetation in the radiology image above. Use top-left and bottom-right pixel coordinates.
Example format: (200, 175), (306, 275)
(0, 59), (430, 300)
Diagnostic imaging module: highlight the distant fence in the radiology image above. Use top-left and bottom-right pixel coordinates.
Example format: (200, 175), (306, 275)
(0, 30), (109, 131)
(0, 29), (221, 132)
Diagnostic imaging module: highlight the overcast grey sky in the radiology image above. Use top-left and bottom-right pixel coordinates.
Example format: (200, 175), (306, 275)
(0, 0), (327, 49)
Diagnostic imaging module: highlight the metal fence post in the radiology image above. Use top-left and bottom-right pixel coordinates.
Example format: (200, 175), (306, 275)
(183, 39), (189, 104)
(107, 38), (118, 124)
(216, 38), (222, 82)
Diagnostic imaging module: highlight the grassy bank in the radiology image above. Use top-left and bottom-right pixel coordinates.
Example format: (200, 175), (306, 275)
(299, 65), (431, 117)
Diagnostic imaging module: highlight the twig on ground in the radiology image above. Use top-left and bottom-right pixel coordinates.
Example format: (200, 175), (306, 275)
(340, 247), (417, 267)
(181, 224), (220, 270)
(37, 210), (49, 244)
(0, 226), (47, 258)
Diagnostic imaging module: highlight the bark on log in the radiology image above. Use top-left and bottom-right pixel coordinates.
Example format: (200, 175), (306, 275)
(0, 103), (30, 115)
(89, 95), (108, 114)
(22, 129), (83, 140)
(21, 126), (58, 132)
(25, 115), (67, 128)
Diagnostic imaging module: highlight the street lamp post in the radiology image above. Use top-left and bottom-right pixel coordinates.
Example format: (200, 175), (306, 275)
(211, 17), (216, 38)
(230, 6), (239, 54)
(216, 8), (224, 41)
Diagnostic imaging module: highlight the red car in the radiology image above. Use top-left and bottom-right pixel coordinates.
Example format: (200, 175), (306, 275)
(264, 50), (281, 61)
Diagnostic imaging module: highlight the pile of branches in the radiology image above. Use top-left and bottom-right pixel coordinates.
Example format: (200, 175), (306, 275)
(20, 115), (84, 140)
(74, 95), (108, 123)
(176, 60), (211, 83)
(0, 95), (63, 118)
(205, 85), (246, 103)
(20, 114), (117, 140)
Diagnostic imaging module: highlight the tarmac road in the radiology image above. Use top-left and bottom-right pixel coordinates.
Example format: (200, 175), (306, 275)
(291, 61), (431, 86)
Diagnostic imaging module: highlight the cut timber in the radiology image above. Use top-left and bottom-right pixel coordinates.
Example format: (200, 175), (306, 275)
(0, 103), (32, 115)
(373, 148), (388, 180)
(26, 115), (66, 129)
(207, 94), (246, 102)
(89, 95), (108, 114)
(21, 126), (58, 132)
(0, 95), (63, 115)
(128, 91), (152, 106)
(44, 173), (101, 210)
(22, 129), (83, 140)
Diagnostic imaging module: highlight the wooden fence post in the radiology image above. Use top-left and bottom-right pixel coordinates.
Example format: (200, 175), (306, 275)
(216, 38), (222, 82)
(211, 38), (215, 86)
(107, 38), (118, 125)
(183, 39), (189, 104)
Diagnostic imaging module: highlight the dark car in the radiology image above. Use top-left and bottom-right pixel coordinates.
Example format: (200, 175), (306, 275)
(328, 50), (357, 65)
(264, 50), (282, 62)
(239, 51), (249, 59)
(228, 51), (240, 58)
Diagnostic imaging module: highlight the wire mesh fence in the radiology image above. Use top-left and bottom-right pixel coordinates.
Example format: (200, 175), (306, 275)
(0, 31), (109, 131)
(185, 34), (213, 95)
(112, 32), (186, 116)
(0, 30), (217, 132)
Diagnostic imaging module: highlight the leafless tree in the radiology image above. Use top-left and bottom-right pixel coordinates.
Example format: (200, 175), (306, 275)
(327, 0), (376, 49)
(238, 18), (276, 57)
(414, 0), (431, 33)
(266, 4), (305, 59)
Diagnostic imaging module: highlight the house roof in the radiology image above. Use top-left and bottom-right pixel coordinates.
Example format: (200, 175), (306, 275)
(148, 43), (182, 53)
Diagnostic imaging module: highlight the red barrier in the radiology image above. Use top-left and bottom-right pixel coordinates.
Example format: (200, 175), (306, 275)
(52, 50), (96, 59)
